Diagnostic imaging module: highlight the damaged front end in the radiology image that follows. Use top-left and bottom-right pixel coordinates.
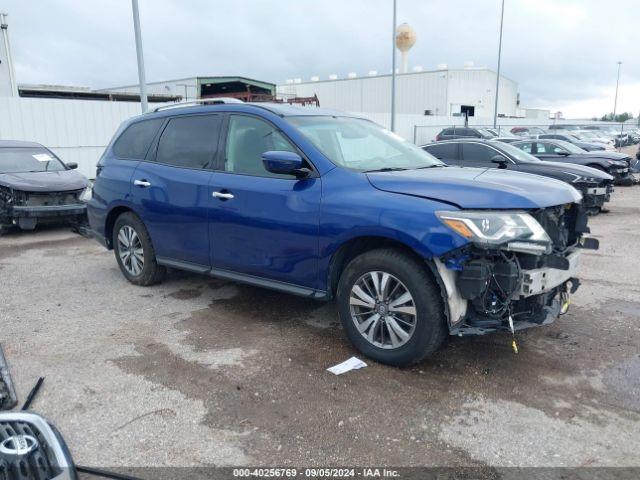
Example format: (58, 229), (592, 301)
(0, 186), (88, 232)
(433, 203), (597, 336)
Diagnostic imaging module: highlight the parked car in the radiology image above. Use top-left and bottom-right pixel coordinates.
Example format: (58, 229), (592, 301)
(510, 126), (546, 137)
(573, 131), (616, 150)
(422, 139), (614, 214)
(85, 103), (597, 366)
(485, 128), (520, 142)
(537, 133), (606, 152)
(624, 128), (640, 144)
(582, 125), (630, 147)
(547, 124), (581, 132)
(511, 139), (632, 185)
(435, 127), (494, 141)
(0, 140), (89, 235)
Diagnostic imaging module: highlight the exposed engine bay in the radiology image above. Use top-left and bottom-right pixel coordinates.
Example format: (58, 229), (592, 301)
(435, 203), (598, 336)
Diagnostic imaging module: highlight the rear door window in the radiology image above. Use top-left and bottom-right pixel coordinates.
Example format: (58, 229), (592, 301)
(461, 143), (497, 165)
(423, 143), (459, 162)
(113, 119), (163, 160)
(155, 115), (221, 169)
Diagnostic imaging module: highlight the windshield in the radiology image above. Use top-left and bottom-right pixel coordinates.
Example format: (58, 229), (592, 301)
(552, 139), (586, 154)
(288, 116), (443, 171)
(0, 147), (67, 174)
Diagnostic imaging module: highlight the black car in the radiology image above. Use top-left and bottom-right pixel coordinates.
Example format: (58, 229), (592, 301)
(511, 139), (632, 186)
(422, 139), (614, 214)
(435, 127), (494, 141)
(538, 133), (605, 152)
(0, 140), (89, 235)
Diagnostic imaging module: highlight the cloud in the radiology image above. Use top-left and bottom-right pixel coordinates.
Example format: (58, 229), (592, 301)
(3, 0), (638, 118)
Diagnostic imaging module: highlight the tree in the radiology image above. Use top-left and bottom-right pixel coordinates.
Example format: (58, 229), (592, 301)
(599, 112), (634, 122)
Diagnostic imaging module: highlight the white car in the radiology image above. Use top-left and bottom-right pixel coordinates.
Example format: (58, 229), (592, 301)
(574, 130), (616, 151)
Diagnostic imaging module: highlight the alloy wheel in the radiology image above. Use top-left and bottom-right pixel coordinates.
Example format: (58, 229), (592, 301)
(117, 225), (144, 276)
(349, 271), (417, 349)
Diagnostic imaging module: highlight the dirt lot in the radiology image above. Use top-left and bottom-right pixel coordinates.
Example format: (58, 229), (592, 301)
(2, 161), (640, 469)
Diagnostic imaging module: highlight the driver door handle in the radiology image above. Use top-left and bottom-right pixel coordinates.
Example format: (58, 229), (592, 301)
(213, 191), (234, 200)
(134, 179), (151, 187)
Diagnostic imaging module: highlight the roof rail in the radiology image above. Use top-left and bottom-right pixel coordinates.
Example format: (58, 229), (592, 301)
(152, 97), (244, 113)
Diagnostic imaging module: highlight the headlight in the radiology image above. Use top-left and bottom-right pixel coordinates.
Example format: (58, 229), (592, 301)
(79, 185), (93, 203)
(436, 210), (551, 250)
(568, 173), (598, 184)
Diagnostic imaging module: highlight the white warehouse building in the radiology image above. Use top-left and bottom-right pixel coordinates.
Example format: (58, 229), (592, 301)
(277, 67), (523, 118)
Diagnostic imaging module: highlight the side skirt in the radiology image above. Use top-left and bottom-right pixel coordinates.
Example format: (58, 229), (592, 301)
(156, 257), (328, 300)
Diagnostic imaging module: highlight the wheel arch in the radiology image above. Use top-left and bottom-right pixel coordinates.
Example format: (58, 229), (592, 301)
(104, 205), (135, 249)
(326, 235), (435, 299)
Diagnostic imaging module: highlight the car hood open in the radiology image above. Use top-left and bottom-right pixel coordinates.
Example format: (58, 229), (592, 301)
(0, 170), (88, 192)
(366, 167), (581, 210)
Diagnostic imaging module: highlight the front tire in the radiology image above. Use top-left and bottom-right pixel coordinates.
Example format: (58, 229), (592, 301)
(336, 248), (447, 367)
(113, 212), (165, 286)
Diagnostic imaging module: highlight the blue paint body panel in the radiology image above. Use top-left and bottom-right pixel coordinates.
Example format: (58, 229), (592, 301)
(88, 103), (581, 296)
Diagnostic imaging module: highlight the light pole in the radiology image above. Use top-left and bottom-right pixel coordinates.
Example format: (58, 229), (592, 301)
(390, 0), (397, 132)
(612, 61), (622, 121)
(493, 0), (505, 128)
(131, 0), (148, 113)
(0, 12), (18, 97)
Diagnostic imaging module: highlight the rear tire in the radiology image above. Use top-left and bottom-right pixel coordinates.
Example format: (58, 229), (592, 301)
(336, 248), (447, 367)
(113, 212), (165, 286)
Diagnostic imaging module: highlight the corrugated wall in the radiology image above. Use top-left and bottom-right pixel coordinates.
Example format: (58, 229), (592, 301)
(277, 69), (517, 117)
(0, 97), (143, 177)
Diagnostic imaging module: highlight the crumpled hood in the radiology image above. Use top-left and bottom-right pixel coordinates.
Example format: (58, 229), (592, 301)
(366, 167), (581, 210)
(535, 160), (613, 180)
(0, 170), (88, 192)
(579, 151), (629, 161)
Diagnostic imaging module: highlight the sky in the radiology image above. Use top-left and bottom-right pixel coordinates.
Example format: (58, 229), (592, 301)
(2, 0), (638, 119)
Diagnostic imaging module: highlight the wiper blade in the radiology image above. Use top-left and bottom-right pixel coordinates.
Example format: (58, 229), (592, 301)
(416, 164), (447, 169)
(364, 167), (408, 173)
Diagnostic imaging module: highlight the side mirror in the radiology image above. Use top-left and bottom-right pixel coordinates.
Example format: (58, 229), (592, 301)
(491, 155), (508, 168)
(66, 162), (78, 170)
(557, 150), (570, 156)
(262, 151), (309, 178)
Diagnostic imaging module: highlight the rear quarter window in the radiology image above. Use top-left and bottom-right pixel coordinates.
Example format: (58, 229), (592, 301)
(113, 118), (163, 160)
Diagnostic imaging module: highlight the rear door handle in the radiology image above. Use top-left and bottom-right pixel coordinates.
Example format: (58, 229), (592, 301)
(213, 191), (234, 200)
(134, 179), (151, 187)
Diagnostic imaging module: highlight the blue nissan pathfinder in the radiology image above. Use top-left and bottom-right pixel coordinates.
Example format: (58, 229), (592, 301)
(86, 103), (597, 366)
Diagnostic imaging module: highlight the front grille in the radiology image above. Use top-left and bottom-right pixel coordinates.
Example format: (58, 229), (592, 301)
(0, 420), (61, 480)
(13, 190), (82, 208)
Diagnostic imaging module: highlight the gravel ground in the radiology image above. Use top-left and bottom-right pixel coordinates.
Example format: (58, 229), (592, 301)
(1, 159), (639, 470)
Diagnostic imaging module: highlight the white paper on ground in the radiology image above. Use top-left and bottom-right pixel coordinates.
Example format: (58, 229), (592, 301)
(327, 356), (367, 375)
